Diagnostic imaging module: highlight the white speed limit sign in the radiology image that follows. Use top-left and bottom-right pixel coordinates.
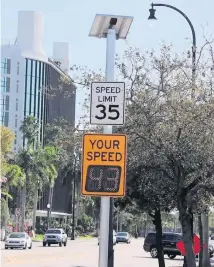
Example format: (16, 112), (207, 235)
(90, 82), (125, 125)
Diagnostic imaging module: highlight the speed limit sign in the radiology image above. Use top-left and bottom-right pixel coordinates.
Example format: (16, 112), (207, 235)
(90, 82), (125, 125)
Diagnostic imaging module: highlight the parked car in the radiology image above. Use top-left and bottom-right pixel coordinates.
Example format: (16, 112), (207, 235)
(5, 232), (32, 250)
(98, 230), (117, 245)
(43, 228), (67, 247)
(143, 232), (214, 259)
(116, 232), (131, 244)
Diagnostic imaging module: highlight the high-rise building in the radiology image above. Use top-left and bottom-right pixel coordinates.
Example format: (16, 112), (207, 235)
(1, 11), (76, 152)
(1, 11), (76, 214)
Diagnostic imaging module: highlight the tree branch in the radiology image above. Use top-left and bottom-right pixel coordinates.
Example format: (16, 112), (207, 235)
(187, 183), (214, 204)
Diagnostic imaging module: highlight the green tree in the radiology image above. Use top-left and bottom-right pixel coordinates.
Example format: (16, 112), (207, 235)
(73, 41), (214, 267)
(20, 116), (39, 145)
(115, 45), (214, 267)
(18, 116), (39, 231)
(2, 164), (25, 228)
(30, 146), (58, 231)
(0, 127), (25, 229)
(0, 126), (15, 178)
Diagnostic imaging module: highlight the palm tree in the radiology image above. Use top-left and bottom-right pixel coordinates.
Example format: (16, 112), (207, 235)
(19, 116), (39, 231)
(31, 146), (58, 231)
(20, 116), (39, 146)
(2, 164), (25, 230)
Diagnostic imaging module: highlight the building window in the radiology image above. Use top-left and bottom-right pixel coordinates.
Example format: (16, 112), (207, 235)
(15, 118), (18, 128)
(16, 81), (19, 93)
(1, 58), (11, 75)
(17, 62), (20, 75)
(1, 111), (9, 126)
(1, 77), (10, 93)
(16, 99), (18, 111)
(1, 95), (9, 111)
(5, 96), (9, 111)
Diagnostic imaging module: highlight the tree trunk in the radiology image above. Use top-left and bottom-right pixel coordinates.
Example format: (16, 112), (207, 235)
(143, 213), (147, 237)
(154, 209), (165, 267)
(32, 185), (39, 232)
(202, 212), (211, 267)
(20, 184), (26, 232)
(49, 186), (53, 213)
(180, 210), (196, 267)
(198, 213), (203, 267)
(76, 179), (80, 219)
(4, 184), (9, 231)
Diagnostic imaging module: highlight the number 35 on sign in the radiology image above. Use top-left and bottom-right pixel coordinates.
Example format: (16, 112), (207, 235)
(90, 82), (125, 125)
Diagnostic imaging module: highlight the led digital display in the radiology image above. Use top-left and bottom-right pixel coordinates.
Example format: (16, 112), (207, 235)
(85, 165), (121, 193)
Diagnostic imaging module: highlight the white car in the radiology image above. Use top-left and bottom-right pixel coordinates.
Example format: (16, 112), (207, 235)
(5, 232), (32, 250)
(116, 232), (131, 243)
(43, 228), (67, 247)
(98, 230), (117, 245)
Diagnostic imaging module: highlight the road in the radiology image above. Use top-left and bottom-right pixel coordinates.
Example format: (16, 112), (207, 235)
(1, 238), (203, 267)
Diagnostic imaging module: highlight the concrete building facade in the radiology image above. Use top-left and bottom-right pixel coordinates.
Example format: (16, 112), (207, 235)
(1, 10), (76, 214)
(1, 11), (76, 151)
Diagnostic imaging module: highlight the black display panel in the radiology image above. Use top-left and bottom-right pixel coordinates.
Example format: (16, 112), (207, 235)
(85, 165), (121, 193)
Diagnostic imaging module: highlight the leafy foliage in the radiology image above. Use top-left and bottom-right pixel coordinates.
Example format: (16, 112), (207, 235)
(1, 126), (15, 155)
(20, 116), (39, 146)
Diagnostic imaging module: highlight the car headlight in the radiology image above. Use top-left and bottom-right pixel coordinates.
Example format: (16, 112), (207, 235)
(57, 236), (62, 240)
(43, 236), (47, 240)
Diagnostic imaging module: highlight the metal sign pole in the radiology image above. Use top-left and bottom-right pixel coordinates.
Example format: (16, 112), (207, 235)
(98, 27), (116, 267)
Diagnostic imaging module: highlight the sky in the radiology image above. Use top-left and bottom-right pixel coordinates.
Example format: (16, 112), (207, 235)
(1, 0), (214, 122)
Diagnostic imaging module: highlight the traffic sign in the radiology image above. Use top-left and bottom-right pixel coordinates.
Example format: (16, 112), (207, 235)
(81, 134), (127, 197)
(90, 82), (125, 125)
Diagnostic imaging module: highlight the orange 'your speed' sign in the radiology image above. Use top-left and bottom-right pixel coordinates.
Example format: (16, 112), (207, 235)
(81, 134), (127, 197)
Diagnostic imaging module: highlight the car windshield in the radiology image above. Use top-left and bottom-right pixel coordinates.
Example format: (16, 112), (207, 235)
(118, 232), (127, 236)
(46, 229), (61, 234)
(9, 233), (25, 238)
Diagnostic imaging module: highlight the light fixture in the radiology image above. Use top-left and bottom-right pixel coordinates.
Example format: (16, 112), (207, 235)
(148, 6), (157, 20)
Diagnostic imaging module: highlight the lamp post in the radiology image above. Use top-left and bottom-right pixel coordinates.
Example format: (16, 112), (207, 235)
(89, 14), (133, 267)
(148, 4), (196, 266)
(47, 203), (50, 229)
(148, 3), (196, 98)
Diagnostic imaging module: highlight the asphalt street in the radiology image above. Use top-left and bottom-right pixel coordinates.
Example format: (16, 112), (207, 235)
(1, 238), (212, 267)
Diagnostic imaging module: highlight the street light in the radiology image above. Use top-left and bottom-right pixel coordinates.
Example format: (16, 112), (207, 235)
(47, 203), (51, 229)
(89, 14), (133, 267)
(148, 3), (196, 99)
(148, 7), (157, 20)
(148, 4), (196, 266)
